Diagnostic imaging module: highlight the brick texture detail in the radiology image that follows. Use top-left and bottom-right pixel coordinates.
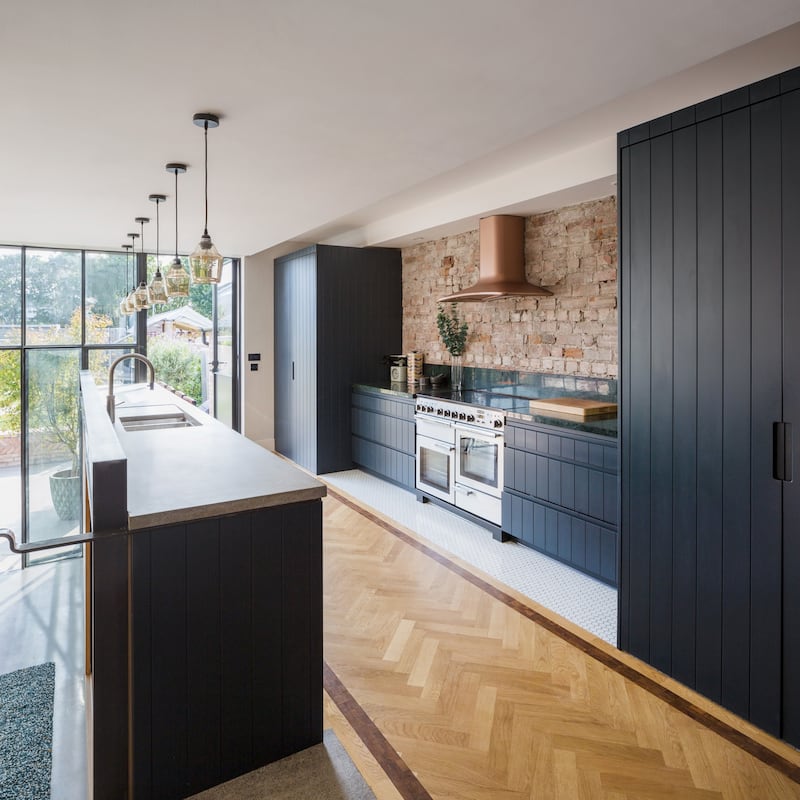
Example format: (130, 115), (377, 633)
(401, 196), (618, 378)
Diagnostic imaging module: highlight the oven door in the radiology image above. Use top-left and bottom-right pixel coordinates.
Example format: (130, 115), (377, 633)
(416, 433), (455, 504)
(454, 425), (504, 498)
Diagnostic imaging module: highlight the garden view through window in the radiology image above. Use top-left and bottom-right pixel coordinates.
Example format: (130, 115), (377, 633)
(0, 246), (237, 568)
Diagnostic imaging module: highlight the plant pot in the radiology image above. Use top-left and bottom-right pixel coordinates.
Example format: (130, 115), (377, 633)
(49, 469), (81, 522)
(450, 354), (463, 391)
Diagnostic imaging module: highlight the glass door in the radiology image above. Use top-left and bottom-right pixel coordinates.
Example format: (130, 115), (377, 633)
(210, 259), (237, 428)
(416, 435), (455, 503)
(455, 427), (503, 497)
(145, 255), (239, 430)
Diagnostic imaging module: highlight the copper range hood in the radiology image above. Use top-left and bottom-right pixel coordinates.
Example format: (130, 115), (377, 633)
(438, 215), (552, 302)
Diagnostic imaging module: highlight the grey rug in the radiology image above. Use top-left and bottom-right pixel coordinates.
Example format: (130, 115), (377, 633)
(0, 662), (55, 800)
(190, 729), (376, 800)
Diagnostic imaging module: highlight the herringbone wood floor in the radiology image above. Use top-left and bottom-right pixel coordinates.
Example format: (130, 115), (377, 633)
(322, 491), (800, 800)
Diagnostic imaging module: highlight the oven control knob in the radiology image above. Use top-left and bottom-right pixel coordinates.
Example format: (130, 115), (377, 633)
(467, 414), (475, 423)
(437, 408), (443, 415)
(493, 418), (502, 428)
(458, 412), (465, 420)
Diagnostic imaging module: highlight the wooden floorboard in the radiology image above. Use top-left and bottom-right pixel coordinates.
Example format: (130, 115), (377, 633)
(321, 489), (800, 800)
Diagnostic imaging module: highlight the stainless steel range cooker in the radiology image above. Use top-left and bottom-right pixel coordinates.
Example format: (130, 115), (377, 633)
(414, 395), (504, 526)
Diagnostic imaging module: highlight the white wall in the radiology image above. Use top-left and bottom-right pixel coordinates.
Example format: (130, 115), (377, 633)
(241, 241), (311, 449)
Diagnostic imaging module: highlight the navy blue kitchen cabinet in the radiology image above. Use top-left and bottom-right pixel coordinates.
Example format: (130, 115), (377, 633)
(351, 387), (415, 489)
(618, 65), (800, 746)
(502, 418), (618, 586)
(274, 245), (402, 474)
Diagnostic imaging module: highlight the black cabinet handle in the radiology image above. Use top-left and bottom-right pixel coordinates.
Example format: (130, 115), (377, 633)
(292, 361), (295, 381)
(774, 422), (793, 482)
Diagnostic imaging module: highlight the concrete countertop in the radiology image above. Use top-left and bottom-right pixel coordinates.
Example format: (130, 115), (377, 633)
(82, 375), (325, 531)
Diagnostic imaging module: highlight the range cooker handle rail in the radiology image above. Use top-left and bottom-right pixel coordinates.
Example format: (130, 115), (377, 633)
(414, 414), (455, 426)
(455, 424), (504, 438)
(431, 442), (455, 452)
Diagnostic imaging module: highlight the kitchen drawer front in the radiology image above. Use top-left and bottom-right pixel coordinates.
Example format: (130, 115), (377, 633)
(352, 436), (415, 489)
(351, 390), (415, 423)
(504, 446), (617, 525)
(502, 489), (617, 585)
(505, 421), (617, 471)
(351, 406), (415, 455)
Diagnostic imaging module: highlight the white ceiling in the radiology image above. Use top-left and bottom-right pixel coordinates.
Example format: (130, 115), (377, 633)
(2, 1), (800, 256)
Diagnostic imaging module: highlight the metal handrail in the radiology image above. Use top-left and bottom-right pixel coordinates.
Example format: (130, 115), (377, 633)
(0, 527), (96, 555)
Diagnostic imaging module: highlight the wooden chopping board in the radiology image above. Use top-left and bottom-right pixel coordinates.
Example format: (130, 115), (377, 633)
(528, 396), (618, 418)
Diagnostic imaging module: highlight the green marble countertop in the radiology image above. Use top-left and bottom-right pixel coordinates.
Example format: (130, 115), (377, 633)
(353, 381), (617, 438)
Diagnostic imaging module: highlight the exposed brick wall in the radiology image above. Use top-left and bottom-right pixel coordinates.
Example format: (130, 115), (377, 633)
(402, 196), (618, 378)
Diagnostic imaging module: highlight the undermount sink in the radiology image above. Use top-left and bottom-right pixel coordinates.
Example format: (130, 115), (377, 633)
(118, 404), (199, 432)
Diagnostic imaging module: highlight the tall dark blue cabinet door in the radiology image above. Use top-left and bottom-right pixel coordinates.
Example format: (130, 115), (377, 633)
(781, 86), (800, 746)
(274, 256), (294, 461)
(618, 70), (797, 744)
(274, 249), (317, 470)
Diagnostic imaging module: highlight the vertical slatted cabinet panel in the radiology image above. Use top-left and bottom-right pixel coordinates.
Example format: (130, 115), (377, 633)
(275, 245), (402, 475)
(671, 123), (698, 688)
(694, 114), (724, 702)
(185, 520), (222, 794)
(748, 93), (783, 736)
(316, 247), (402, 474)
(617, 142), (631, 650)
(720, 106), (752, 720)
(91, 534), (131, 800)
(649, 131), (674, 674)
(351, 389), (416, 489)
(219, 515), (255, 781)
(129, 502), (324, 798)
(619, 67), (800, 745)
(293, 250), (318, 473)
(624, 136), (652, 661)
(502, 421), (618, 585)
(781, 84), (800, 746)
(274, 247), (317, 472)
(273, 254), (294, 462)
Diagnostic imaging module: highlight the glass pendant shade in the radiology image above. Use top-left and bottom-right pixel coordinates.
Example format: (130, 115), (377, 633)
(191, 113), (222, 283)
(166, 257), (190, 297)
(165, 164), (189, 296)
(189, 231), (224, 284)
(120, 242), (135, 315)
(148, 194), (169, 304)
(149, 267), (169, 304)
(134, 281), (151, 311)
(125, 289), (138, 313)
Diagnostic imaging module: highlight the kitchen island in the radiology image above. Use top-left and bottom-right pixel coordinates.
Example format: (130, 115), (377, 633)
(80, 373), (326, 800)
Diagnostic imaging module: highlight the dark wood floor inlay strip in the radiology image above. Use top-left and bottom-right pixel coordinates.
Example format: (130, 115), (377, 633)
(325, 487), (800, 785)
(323, 661), (433, 800)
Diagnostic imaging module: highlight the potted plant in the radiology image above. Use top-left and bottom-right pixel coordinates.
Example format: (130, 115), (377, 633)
(40, 354), (82, 521)
(436, 303), (469, 390)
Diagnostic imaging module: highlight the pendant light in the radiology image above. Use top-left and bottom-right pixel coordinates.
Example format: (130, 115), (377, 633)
(165, 163), (190, 298)
(189, 112), (223, 284)
(124, 232), (140, 313)
(119, 244), (134, 316)
(133, 217), (151, 311)
(148, 194), (169, 304)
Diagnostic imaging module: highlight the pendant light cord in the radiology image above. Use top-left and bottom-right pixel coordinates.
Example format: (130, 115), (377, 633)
(203, 121), (209, 235)
(174, 168), (179, 260)
(155, 200), (160, 268)
(139, 219), (145, 281)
